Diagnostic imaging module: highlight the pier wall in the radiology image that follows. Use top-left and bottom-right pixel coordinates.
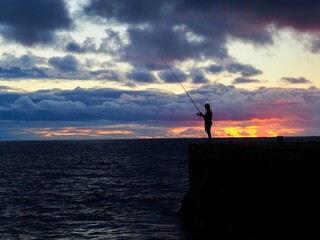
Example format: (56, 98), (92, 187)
(178, 143), (320, 237)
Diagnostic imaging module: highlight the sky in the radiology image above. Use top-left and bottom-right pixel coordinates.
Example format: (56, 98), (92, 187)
(0, 0), (320, 140)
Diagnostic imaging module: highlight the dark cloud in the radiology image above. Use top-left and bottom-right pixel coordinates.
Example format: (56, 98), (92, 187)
(11, 96), (37, 110)
(0, 52), (126, 81)
(65, 30), (124, 55)
(192, 74), (209, 84)
(83, 0), (272, 65)
(1, 85), (320, 139)
(84, 0), (231, 65)
(0, 67), (48, 79)
(49, 55), (80, 73)
(0, 87), (182, 122)
(189, 84), (320, 123)
(233, 77), (261, 84)
(65, 38), (98, 54)
(226, 63), (263, 77)
(126, 71), (157, 83)
(157, 68), (188, 83)
(0, 53), (46, 69)
(177, 0), (320, 31)
(190, 69), (209, 84)
(0, 86), (13, 92)
(0, 84), (318, 123)
(281, 77), (312, 84)
(0, 53), (48, 79)
(309, 35), (320, 53)
(125, 24), (227, 67)
(0, 52), (125, 81)
(85, 0), (320, 66)
(99, 29), (124, 53)
(89, 70), (121, 81)
(66, 42), (85, 53)
(0, 0), (72, 46)
(206, 64), (224, 74)
(85, 0), (167, 24)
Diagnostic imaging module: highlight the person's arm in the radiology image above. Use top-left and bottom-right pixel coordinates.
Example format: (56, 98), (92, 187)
(197, 112), (204, 117)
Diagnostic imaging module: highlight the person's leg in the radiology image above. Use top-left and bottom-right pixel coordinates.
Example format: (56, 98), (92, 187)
(208, 130), (211, 142)
(205, 124), (212, 143)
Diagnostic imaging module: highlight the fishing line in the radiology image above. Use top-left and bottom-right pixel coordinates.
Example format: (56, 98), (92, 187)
(156, 52), (201, 114)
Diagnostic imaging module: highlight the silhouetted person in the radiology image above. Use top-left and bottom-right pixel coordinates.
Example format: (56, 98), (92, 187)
(197, 103), (212, 143)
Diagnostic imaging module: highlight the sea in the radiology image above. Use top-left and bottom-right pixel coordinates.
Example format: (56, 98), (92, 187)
(1, 137), (319, 239)
(0, 138), (204, 239)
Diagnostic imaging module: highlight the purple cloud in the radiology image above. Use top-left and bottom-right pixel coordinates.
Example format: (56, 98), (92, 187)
(206, 64), (224, 74)
(226, 63), (262, 77)
(281, 77), (312, 84)
(0, 84), (319, 124)
(158, 68), (188, 83)
(233, 77), (261, 84)
(84, 0), (320, 66)
(1, 84), (320, 139)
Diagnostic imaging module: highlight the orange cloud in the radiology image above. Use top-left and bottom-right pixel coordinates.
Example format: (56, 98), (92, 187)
(29, 127), (133, 138)
(167, 117), (305, 138)
(22, 117), (306, 140)
(213, 118), (305, 138)
(167, 122), (204, 138)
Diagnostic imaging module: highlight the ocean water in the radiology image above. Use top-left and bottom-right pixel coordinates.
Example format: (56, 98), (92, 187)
(1, 137), (320, 239)
(0, 138), (205, 239)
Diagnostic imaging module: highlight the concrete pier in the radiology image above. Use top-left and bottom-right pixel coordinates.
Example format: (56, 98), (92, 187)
(178, 142), (320, 238)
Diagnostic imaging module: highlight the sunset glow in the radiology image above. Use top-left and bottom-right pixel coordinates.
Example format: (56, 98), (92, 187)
(24, 127), (134, 139)
(212, 118), (306, 138)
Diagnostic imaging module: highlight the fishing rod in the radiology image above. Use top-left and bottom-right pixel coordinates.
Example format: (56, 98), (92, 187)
(157, 52), (201, 114)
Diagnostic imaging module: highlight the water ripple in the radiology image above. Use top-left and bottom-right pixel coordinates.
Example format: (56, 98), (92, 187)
(0, 139), (200, 239)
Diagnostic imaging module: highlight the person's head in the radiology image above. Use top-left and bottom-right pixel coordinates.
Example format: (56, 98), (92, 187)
(204, 103), (210, 110)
